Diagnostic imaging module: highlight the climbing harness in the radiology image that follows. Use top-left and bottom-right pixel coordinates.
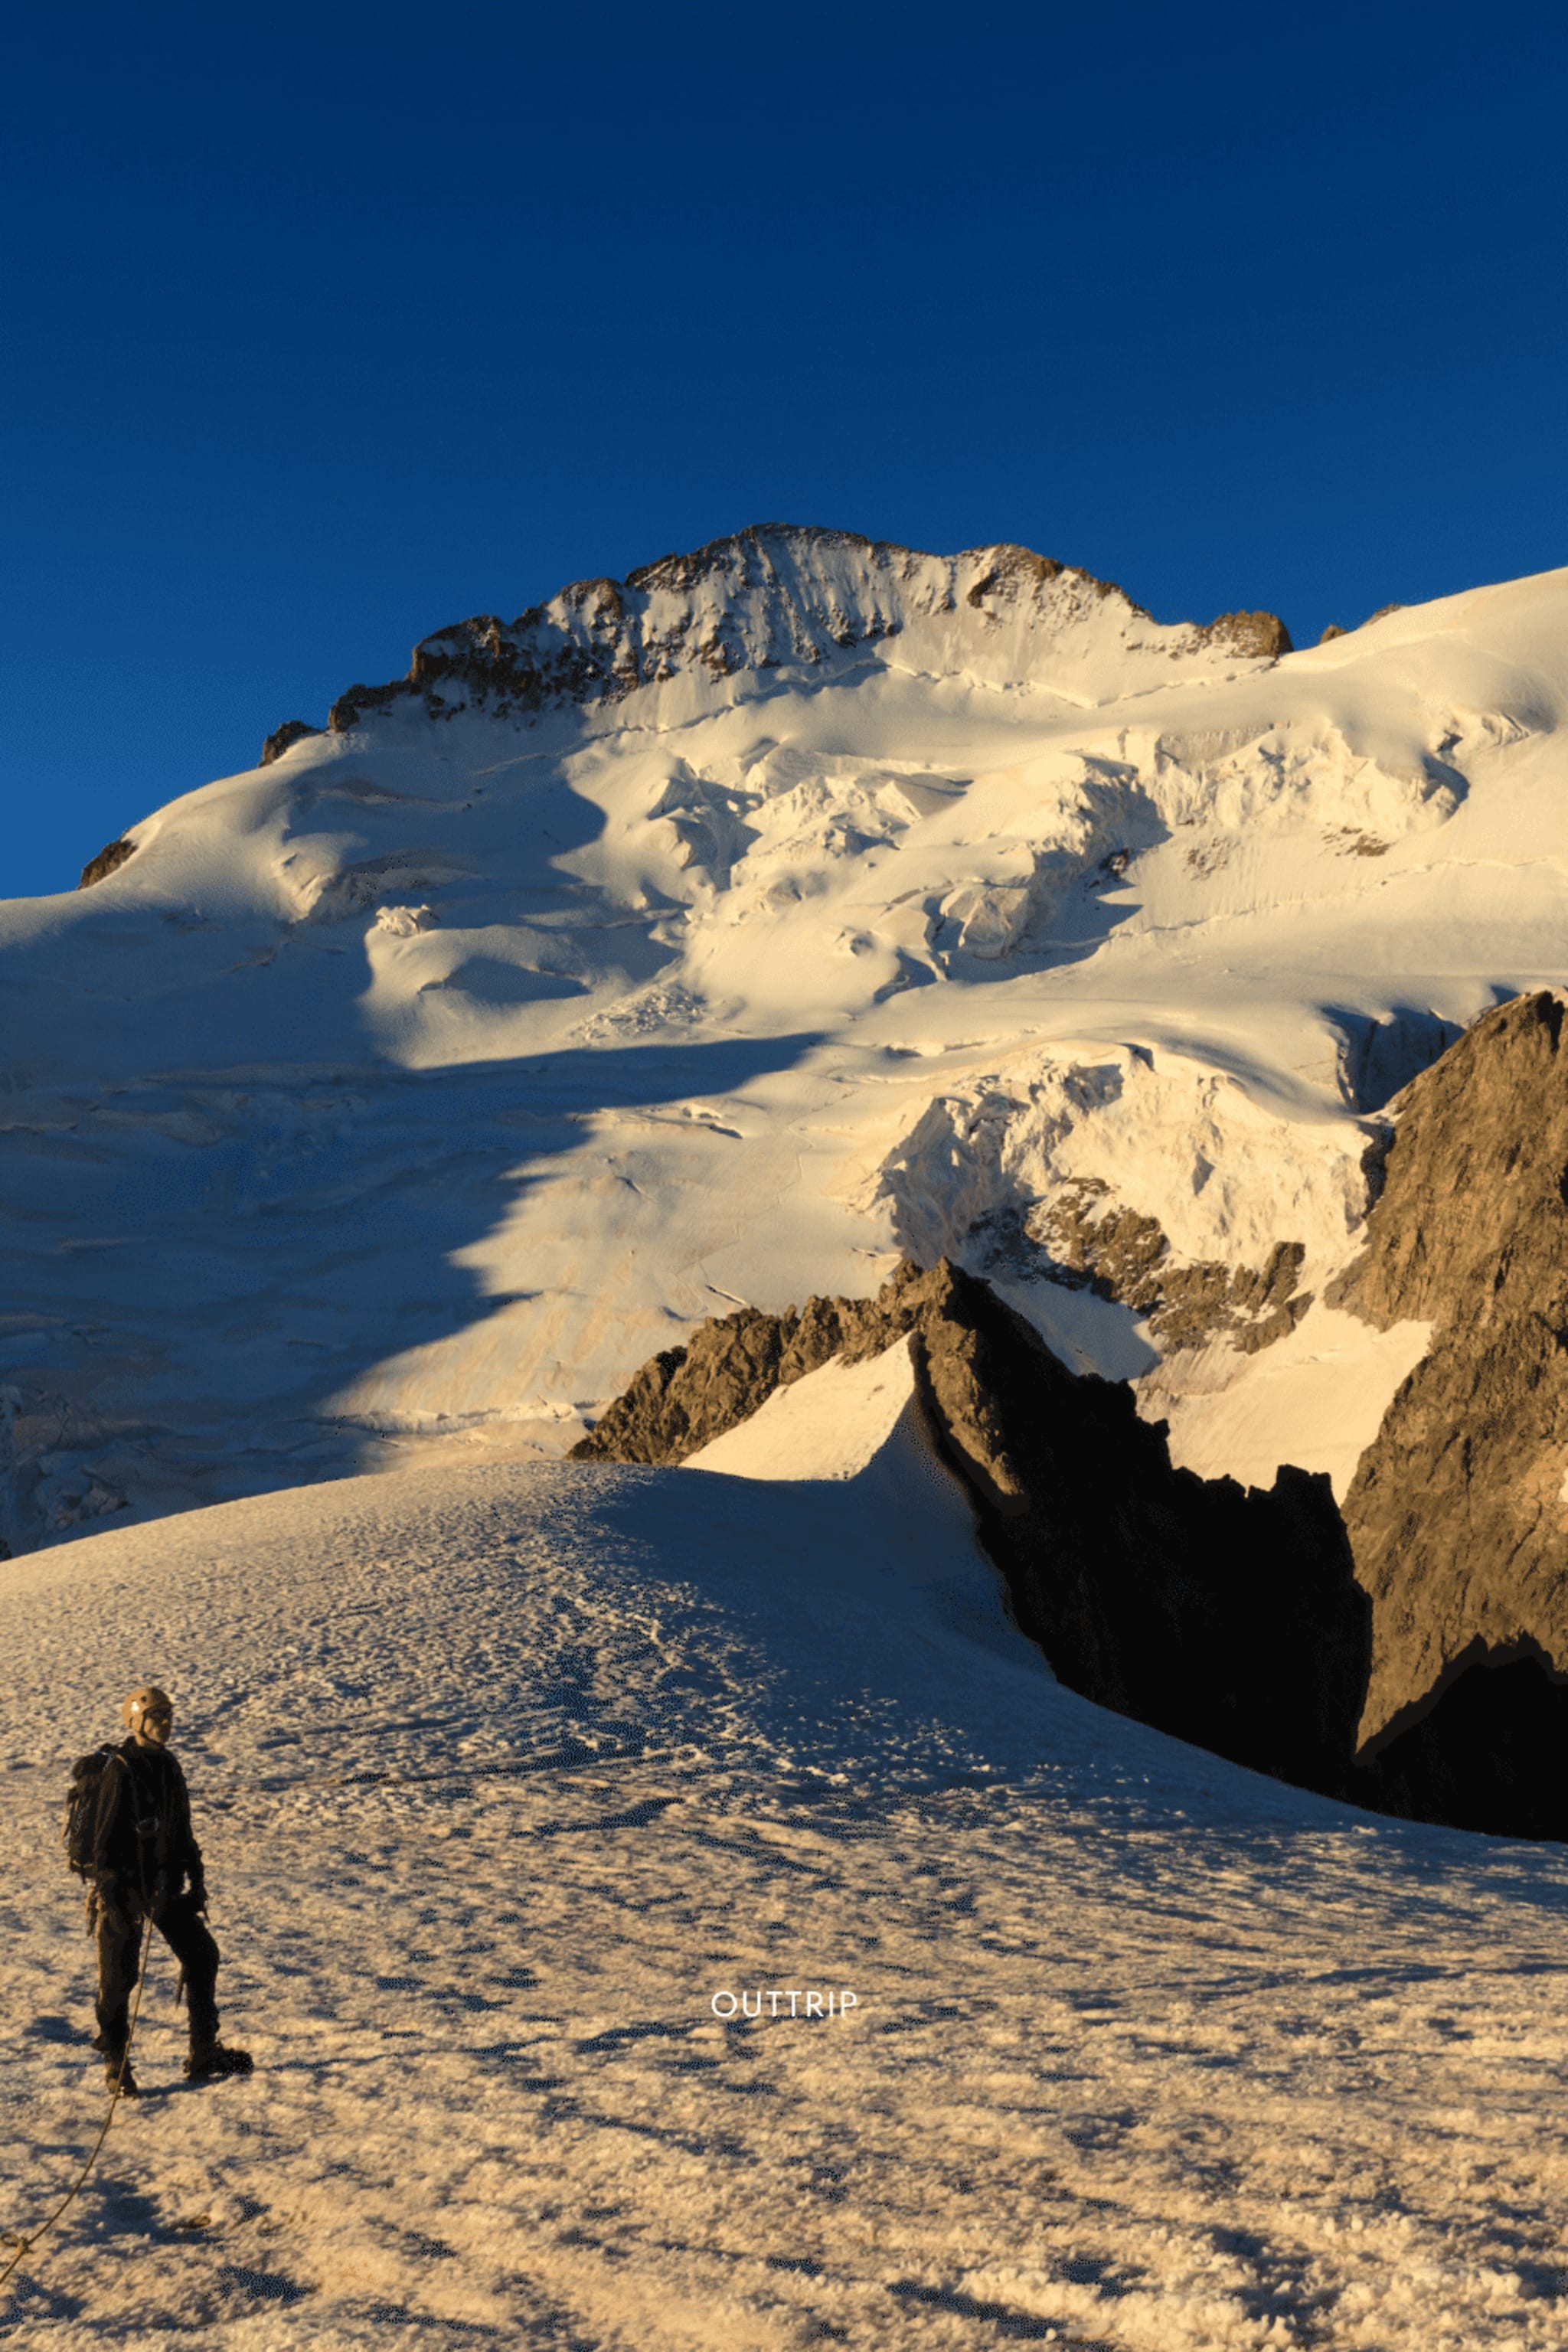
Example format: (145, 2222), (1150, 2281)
(0, 1906), (154, 2301)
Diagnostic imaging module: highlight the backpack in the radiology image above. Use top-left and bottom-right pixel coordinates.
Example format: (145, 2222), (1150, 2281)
(63, 1745), (123, 1880)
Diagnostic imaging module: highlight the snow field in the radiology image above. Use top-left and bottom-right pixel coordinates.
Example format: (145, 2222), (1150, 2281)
(4, 1459), (1567, 2348)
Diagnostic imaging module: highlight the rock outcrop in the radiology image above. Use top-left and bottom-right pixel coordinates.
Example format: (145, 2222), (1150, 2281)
(1330, 990), (1568, 1748)
(260, 719), (323, 766)
(1031, 1180), (1312, 1353)
(575, 1259), (1366, 1794)
(1204, 609), (1293, 659)
(77, 838), (136, 889)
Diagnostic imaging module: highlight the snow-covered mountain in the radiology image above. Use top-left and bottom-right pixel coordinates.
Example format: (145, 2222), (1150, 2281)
(5, 522), (1567, 1562)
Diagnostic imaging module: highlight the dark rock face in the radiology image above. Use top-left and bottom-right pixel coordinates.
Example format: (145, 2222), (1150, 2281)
(1330, 991), (1568, 1747)
(574, 1261), (1367, 1793)
(1354, 1647), (1568, 1838)
(77, 839), (136, 889)
(260, 719), (323, 766)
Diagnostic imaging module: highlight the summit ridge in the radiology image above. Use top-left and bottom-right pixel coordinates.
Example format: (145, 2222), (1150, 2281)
(302, 522), (1292, 745)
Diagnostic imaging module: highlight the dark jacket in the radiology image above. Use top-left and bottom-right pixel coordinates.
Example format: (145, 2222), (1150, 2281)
(90, 1738), (204, 1904)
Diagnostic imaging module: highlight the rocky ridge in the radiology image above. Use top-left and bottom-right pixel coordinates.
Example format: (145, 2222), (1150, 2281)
(300, 524), (1292, 740)
(574, 1258), (1364, 1793)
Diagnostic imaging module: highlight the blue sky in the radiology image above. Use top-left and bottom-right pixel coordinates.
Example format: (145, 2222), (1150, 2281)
(5, 1), (1566, 897)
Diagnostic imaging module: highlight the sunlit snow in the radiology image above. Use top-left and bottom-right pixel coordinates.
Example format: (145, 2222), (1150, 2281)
(6, 1459), (1568, 2347)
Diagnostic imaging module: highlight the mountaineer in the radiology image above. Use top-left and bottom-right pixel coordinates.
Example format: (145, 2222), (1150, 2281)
(72, 1685), (253, 2096)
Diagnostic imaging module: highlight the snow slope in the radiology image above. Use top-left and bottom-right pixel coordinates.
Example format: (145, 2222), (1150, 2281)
(5, 528), (1568, 1547)
(686, 1335), (940, 1482)
(5, 1455), (1568, 2348)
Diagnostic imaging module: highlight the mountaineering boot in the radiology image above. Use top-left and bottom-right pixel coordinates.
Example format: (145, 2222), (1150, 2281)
(104, 2053), (139, 2099)
(184, 2040), (253, 2080)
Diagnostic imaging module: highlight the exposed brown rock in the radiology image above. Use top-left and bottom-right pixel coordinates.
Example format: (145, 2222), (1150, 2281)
(1031, 1181), (1311, 1354)
(1203, 609), (1294, 659)
(575, 1259), (1365, 1791)
(1223, 1243), (1315, 1355)
(574, 1308), (799, 1465)
(1034, 1184), (1166, 1305)
(573, 1284), (913, 1466)
(77, 839), (136, 890)
(1330, 991), (1568, 1746)
(1310, 609), (1401, 647)
(260, 719), (323, 766)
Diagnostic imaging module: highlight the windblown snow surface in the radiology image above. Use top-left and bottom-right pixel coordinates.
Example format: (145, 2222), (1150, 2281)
(8, 532), (1568, 2344)
(5, 1416), (1568, 2349)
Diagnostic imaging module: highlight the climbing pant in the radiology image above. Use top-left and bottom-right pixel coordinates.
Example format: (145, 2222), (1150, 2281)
(96, 1891), (220, 2059)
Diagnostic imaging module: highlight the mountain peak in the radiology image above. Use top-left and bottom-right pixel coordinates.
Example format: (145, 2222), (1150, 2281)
(312, 524), (1291, 744)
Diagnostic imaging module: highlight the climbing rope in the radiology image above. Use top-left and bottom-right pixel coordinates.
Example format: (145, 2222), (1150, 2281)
(0, 1906), (155, 2303)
